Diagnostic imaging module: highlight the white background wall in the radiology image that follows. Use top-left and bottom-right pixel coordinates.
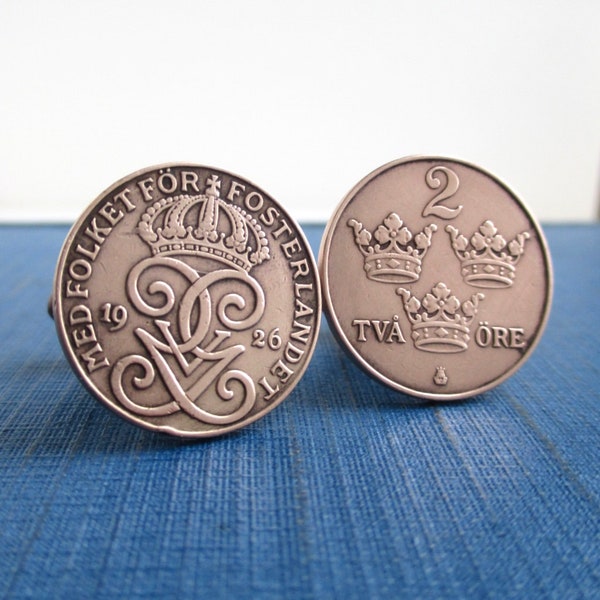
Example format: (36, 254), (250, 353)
(1, 0), (599, 223)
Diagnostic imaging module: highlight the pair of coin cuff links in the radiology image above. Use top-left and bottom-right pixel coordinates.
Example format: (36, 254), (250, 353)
(50, 158), (553, 438)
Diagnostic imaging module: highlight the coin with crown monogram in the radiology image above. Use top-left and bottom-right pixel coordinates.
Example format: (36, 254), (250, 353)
(319, 156), (552, 400)
(51, 164), (321, 437)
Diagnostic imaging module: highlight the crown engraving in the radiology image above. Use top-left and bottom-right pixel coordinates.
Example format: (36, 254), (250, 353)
(446, 220), (530, 288)
(348, 213), (437, 283)
(397, 282), (484, 353)
(138, 175), (270, 272)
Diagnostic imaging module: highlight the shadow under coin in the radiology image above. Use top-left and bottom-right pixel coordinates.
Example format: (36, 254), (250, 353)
(0, 361), (251, 459)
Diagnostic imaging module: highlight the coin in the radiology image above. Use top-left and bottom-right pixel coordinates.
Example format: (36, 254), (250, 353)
(52, 164), (321, 437)
(319, 156), (552, 400)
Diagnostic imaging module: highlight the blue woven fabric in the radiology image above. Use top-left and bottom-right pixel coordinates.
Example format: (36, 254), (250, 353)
(0, 224), (598, 599)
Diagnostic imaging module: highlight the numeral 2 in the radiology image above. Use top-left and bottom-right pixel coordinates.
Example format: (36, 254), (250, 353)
(422, 166), (462, 220)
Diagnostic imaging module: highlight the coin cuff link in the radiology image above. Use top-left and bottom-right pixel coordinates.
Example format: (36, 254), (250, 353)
(51, 157), (552, 437)
(50, 164), (321, 438)
(319, 156), (552, 401)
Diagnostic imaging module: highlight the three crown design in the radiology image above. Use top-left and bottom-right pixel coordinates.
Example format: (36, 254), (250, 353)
(446, 220), (529, 288)
(347, 202), (531, 356)
(397, 283), (484, 353)
(348, 213), (437, 283)
(138, 175), (270, 272)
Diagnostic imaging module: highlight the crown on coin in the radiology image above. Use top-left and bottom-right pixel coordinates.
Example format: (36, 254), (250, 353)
(396, 283), (484, 353)
(138, 174), (270, 272)
(348, 213), (437, 283)
(445, 220), (529, 288)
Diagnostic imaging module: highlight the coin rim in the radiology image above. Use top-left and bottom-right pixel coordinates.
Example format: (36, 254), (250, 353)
(53, 163), (322, 437)
(318, 155), (553, 401)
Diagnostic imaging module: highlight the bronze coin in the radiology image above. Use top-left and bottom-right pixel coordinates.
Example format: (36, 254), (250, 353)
(319, 156), (552, 400)
(52, 164), (320, 437)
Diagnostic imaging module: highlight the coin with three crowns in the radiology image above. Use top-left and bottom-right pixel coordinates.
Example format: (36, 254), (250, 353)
(319, 156), (552, 400)
(51, 164), (320, 437)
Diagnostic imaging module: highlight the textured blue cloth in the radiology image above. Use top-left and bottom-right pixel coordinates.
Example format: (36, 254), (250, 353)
(0, 224), (598, 599)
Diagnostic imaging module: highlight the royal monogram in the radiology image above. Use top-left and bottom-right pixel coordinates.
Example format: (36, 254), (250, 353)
(111, 255), (267, 424)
